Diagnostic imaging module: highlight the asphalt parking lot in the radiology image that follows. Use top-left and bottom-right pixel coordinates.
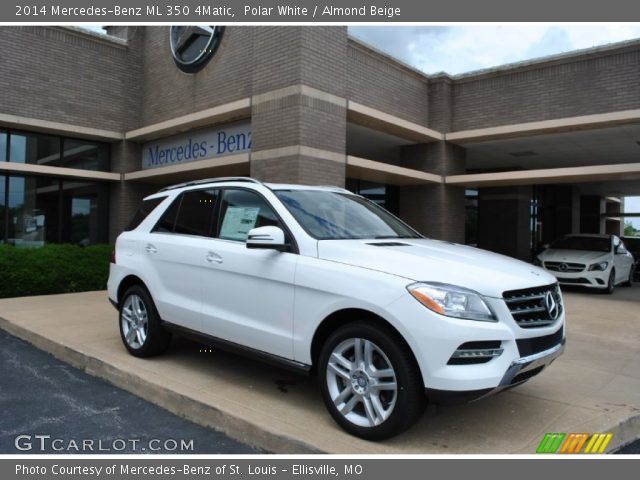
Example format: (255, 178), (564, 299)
(0, 285), (639, 454)
(0, 329), (258, 454)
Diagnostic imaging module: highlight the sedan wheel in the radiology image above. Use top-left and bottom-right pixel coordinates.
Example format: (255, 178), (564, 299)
(623, 266), (634, 287)
(603, 269), (615, 294)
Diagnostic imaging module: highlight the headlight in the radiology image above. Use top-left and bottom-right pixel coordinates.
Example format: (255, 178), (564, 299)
(533, 257), (543, 266)
(588, 261), (608, 271)
(407, 282), (496, 322)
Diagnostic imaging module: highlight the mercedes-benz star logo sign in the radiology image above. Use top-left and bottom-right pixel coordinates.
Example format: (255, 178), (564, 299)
(559, 262), (569, 272)
(545, 291), (559, 321)
(170, 26), (224, 73)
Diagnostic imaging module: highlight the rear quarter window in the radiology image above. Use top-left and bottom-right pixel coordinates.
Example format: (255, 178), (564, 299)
(124, 197), (166, 231)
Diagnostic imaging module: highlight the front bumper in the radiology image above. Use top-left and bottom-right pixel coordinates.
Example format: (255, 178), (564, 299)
(542, 267), (609, 288)
(385, 292), (566, 393)
(426, 338), (566, 404)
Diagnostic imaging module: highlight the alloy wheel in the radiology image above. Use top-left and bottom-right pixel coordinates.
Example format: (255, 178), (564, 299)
(121, 294), (149, 349)
(326, 338), (398, 428)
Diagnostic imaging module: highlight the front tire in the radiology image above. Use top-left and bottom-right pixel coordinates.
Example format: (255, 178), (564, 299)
(119, 285), (171, 357)
(318, 322), (426, 440)
(603, 269), (615, 295)
(623, 266), (634, 287)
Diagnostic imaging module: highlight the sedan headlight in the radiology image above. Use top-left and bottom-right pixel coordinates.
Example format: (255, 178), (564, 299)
(588, 261), (608, 271)
(407, 282), (497, 322)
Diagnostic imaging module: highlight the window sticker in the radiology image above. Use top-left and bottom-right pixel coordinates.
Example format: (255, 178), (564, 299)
(220, 206), (260, 241)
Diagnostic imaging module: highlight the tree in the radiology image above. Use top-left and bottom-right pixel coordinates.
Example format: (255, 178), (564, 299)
(624, 221), (639, 237)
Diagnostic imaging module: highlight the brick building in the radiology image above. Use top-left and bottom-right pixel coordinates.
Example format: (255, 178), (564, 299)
(1, 26), (639, 259)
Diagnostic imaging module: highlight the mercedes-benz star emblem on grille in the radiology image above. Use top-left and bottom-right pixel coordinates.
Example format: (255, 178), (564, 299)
(545, 291), (559, 321)
(170, 26), (224, 73)
(559, 263), (569, 272)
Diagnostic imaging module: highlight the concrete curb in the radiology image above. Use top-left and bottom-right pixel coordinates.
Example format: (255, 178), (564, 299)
(608, 413), (640, 453)
(0, 316), (323, 454)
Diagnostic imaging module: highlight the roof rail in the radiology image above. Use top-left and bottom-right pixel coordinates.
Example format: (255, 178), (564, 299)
(158, 177), (263, 192)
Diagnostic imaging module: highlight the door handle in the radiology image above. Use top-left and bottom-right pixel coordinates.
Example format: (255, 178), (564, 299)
(206, 251), (223, 264)
(145, 244), (158, 254)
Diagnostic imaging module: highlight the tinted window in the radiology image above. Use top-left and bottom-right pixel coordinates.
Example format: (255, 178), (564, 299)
(0, 131), (6, 161)
(173, 189), (218, 237)
(126, 197), (166, 231)
(153, 196), (181, 233)
(61, 139), (109, 171)
(218, 189), (281, 242)
(9, 131), (59, 165)
(275, 190), (421, 240)
(550, 236), (611, 252)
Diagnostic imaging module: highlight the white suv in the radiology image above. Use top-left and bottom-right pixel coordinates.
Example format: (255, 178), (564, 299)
(108, 177), (565, 440)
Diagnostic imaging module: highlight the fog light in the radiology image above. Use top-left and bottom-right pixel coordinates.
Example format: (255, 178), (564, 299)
(451, 348), (504, 359)
(448, 341), (504, 365)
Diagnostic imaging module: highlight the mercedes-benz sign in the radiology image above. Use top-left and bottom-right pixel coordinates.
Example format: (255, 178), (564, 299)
(169, 26), (224, 73)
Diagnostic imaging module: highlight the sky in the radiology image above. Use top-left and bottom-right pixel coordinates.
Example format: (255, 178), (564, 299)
(85, 25), (640, 228)
(348, 25), (640, 75)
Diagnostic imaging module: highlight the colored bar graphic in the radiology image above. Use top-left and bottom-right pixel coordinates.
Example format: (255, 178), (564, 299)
(537, 432), (613, 454)
(537, 433), (566, 453)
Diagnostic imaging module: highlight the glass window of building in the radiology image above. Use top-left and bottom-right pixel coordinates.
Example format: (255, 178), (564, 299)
(61, 138), (109, 171)
(0, 176), (5, 243)
(465, 189), (479, 246)
(2, 175), (108, 247)
(9, 131), (59, 166)
(346, 179), (399, 215)
(61, 180), (109, 246)
(5, 131), (109, 172)
(0, 131), (7, 161)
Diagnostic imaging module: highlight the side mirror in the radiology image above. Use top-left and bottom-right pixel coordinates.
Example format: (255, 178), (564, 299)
(246, 226), (289, 252)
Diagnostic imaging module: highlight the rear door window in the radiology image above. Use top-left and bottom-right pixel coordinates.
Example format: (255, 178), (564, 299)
(173, 189), (219, 237)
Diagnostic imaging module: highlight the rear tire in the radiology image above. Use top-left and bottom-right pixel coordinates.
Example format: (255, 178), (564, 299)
(119, 285), (171, 357)
(318, 321), (426, 440)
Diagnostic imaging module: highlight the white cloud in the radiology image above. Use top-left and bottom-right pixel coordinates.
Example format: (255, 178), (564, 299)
(349, 26), (640, 75)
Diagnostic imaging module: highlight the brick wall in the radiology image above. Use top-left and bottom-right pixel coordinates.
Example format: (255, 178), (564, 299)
(139, 27), (254, 127)
(0, 26), (138, 132)
(250, 27), (348, 187)
(452, 45), (640, 131)
(347, 40), (429, 126)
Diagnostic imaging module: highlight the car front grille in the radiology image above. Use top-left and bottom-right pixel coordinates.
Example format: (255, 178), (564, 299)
(516, 326), (564, 357)
(556, 277), (590, 284)
(503, 283), (563, 328)
(543, 261), (585, 273)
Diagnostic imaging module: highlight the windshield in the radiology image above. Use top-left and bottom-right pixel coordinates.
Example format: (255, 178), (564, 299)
(274, 190), (422, 240)
(550, 236), (611, 253)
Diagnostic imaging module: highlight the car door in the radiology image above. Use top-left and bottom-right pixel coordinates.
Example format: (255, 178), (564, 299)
(199, 188), (298, 359)
(613, 236), (634, 282)
(142, 188), (219, 332)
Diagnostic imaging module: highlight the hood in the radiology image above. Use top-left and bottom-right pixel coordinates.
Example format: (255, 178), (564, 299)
(538, 249), (609, 264)
(317, 238), (556, 298)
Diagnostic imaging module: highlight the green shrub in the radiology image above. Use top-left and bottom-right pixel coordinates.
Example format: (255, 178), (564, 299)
(0, 244), (112, 298)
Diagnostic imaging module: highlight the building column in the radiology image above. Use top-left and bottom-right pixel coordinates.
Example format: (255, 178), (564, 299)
(580, 195), (605, 234)
(108, 140), (156, 243)
(398, 141), (466, 243)
(249, 27), (348, 186)
(478, 186), (533, 261)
